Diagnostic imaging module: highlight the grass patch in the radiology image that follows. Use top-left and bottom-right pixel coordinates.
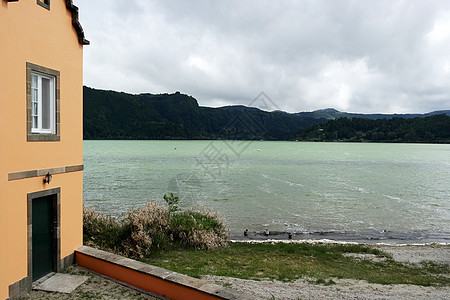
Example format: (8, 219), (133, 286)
(143, 242), (450, 286)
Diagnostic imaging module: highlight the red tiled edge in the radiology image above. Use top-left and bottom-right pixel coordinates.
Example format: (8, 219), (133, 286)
(75, 246), (253, 300)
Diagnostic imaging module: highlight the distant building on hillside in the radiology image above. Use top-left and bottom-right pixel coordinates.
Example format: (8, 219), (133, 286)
(0, 1), (88, 298)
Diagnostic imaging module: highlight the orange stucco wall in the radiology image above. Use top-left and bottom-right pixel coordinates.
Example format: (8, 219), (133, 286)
(1, 1), (10, 298)
(1, 1), (85, 298)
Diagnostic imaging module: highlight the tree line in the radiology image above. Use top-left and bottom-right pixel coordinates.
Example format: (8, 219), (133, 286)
(297, 114), (450, 143)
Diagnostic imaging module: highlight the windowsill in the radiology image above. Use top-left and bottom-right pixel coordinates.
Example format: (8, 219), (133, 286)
(27, 134), (60, 142)
(31, 130), (54, 134)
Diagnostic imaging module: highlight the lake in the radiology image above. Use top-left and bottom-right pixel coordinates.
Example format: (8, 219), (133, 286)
(83, 140), (450, 244)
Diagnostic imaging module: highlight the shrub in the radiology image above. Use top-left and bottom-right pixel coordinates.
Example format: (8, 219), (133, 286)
(83, 200), (229, 259)
(170, 209), (229, 250)
(121, 202), (171, 259)
(83, 206), (126, 253)
(164, 193), (180, 214)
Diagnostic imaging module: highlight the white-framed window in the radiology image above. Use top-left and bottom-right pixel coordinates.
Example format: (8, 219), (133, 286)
(31, 72), (56, 134)
(27, 62), (60, 141)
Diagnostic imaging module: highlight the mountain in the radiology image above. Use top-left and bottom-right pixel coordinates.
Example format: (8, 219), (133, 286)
(295, 107), (450, 120)
(83, 86), (450, 142)
(83, 87), (325, 140)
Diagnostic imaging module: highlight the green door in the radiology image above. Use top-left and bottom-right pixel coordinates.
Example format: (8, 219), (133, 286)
(32, 195), (54, 281)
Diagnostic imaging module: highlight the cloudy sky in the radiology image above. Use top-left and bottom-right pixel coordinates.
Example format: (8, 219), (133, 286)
(76, 0), (450, 114)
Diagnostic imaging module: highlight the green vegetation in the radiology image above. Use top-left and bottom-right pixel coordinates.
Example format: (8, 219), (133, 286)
(83, 86), (322, 140)
(83, 199), (229, 259)
(83, 86), (449, 142)
(164, 193), (180, 214)
(82, 206), (126, 251)
(144, 242), (450, 286)
(297, 114), (450, 143)
(83, 198), (449, 287)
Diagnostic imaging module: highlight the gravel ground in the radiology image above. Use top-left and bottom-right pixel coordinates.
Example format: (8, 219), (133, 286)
(374, 244), (450, 266)
(203, 276), (450, 300)
(20, 266), (166, 300)
(203, 243), (450, 300)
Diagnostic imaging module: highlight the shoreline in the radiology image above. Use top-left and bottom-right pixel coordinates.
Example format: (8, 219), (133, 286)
(230, 230), (450, 246)
(230, 238), (450, 247)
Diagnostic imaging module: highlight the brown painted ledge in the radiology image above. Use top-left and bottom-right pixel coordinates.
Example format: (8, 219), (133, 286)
(75, 246), (255, 300)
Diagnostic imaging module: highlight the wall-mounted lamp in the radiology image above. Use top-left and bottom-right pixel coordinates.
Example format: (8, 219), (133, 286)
(43, 172), (52, 184)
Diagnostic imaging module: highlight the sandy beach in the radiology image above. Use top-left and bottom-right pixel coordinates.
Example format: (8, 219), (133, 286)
(203, 241), (450, 300)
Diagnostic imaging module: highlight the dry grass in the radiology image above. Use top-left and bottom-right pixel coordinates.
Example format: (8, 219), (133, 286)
(83, 201), (229, 259)
(122, 202), (171, 258)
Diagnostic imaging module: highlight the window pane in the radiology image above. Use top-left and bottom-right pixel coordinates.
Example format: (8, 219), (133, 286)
(32, 89), (38, 104)
(41, 77), (51, 130)
(32, 75), (38, 88)
(32, 102), (38, 116)
(32, 116), (38, 129)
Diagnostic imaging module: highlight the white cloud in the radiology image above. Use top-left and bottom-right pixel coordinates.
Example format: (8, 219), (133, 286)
(76, 0), (450, 113)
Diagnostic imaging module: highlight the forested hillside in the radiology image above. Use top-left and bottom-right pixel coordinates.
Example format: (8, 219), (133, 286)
(83, 87), (325, 140)
(83, 87), (450, 142)
(297, 114), (450, 143)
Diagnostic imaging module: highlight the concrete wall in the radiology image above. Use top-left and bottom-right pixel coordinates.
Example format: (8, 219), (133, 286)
(1, 1), (85, 298)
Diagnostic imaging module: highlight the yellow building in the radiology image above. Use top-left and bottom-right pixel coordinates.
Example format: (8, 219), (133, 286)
(1, 0), (88, 298)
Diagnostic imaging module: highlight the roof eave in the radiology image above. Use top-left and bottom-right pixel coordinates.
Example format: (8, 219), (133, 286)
(65, 0), (90, 45)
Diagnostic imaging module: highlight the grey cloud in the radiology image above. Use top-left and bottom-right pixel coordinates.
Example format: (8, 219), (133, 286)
(77, 0), (450, 113)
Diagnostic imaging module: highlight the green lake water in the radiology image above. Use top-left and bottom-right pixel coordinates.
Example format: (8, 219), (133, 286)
(84, 140), (450, 244)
